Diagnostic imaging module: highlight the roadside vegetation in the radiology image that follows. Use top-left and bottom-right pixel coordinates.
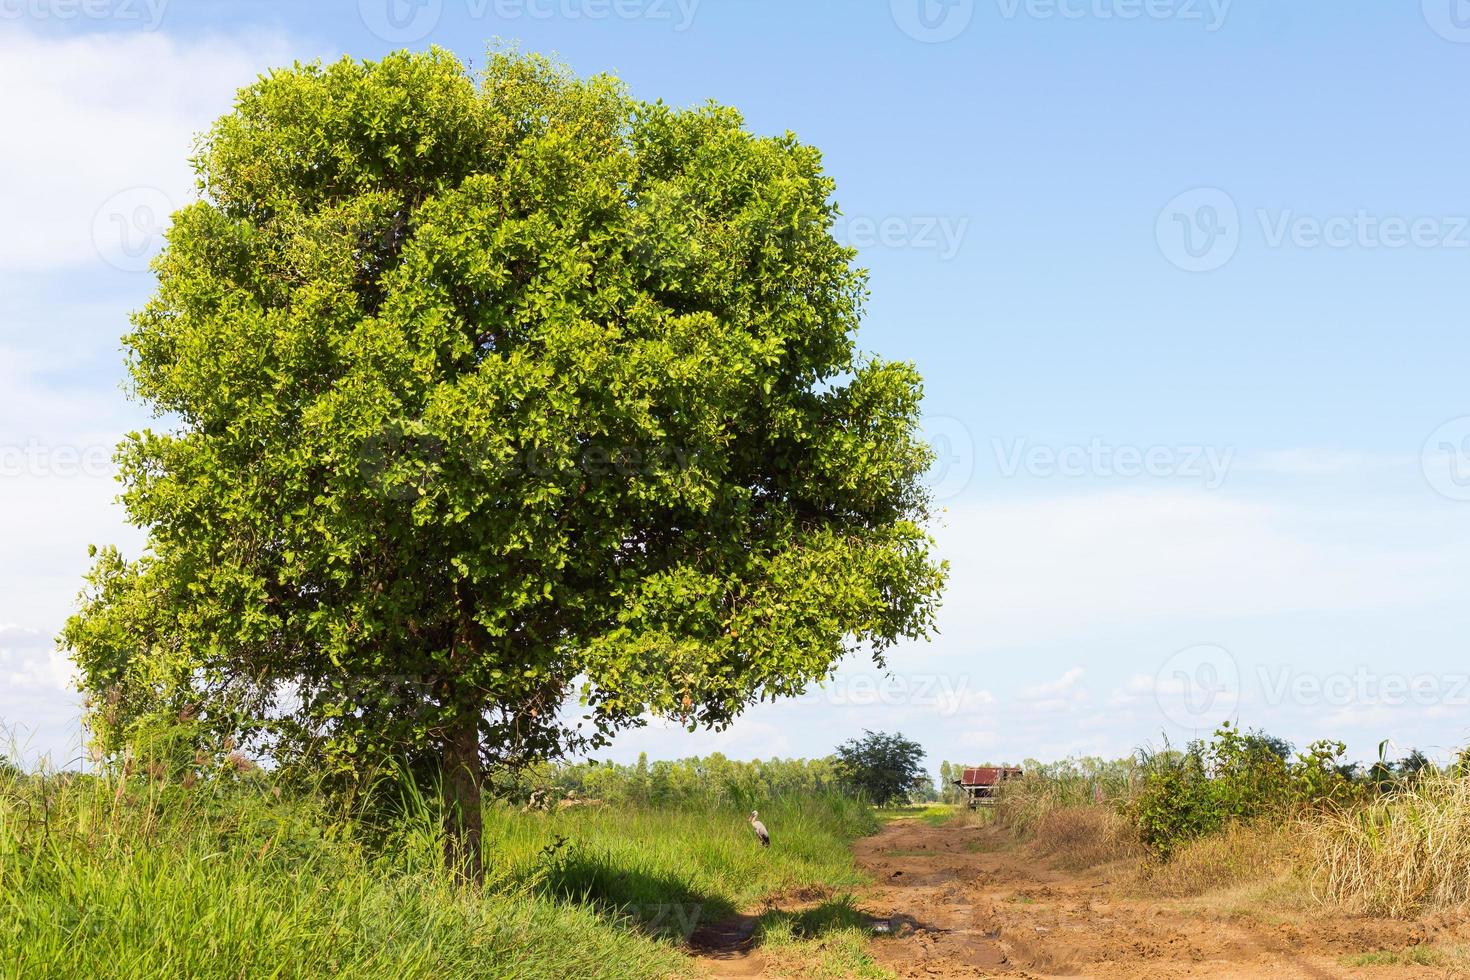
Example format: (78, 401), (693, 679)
(0, 749), (885, 979)
(973, 724), (1470, 919)
(11, 716), (1469, 977)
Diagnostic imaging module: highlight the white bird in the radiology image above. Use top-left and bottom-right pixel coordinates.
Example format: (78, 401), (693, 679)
(749, 810), (770, 848)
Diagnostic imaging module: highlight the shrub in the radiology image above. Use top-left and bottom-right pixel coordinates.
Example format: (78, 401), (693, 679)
(1207, 722), (1295, 819)
(1128, 748), (1222, 858)
(1127, 724), (1361, 858)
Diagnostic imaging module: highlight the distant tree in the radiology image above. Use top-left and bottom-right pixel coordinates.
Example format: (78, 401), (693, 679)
(1243, 728), (1293, 761)
(61, 48), (946, 883)
(631, 752), (651, 802)
(834, 730), (928, 805)
(1368, 748), (1432, 790)
(1398, 749), (1432, 777)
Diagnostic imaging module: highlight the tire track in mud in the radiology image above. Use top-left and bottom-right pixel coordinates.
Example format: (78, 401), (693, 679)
(688, 913), (766, 977)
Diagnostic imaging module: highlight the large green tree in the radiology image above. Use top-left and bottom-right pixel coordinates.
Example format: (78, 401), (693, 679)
(834, 731), (929, 805)
(64, 48), (945, 881)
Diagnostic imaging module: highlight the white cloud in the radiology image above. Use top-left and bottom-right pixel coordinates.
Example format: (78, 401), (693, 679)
(0, 26), (295, 269)
(1234, 448), (1415, 477)
(0, 624), (85, 767)
(585, 484), (1470, 769)
(1110, 673), (1157, 705)
(1022, 665), (1085, 700)
(0, 625), (72, 692)
(0, 25), (298, 766)
(936, 490), (1470, 647)
(932, 686), (997, 715)
(1017, 665), (1090, 715)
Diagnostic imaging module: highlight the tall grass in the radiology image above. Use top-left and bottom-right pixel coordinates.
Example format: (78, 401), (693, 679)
(0, 768), (688, 979)
(990, 740), (1470, 919)
(992, 757), (1140, 838)
(1022, 805), (1140, 871)
(1134, 817), (1305, 898)
(0, 761), (878, 979)
(492, 792), (878, 928)
(1307, 770), (1470, 916)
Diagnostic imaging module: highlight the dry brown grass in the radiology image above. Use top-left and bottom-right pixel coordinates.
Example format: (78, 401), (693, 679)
(993, 774), (1104, 838)
(1131, 817), (1307, 899)
(1131, 774), (1470, 919)
(988, 771), (1143, 871)
(1305, 772), (1470, 917)
(1024, 805), (1141, 871)
(992, 758), (1470, 921)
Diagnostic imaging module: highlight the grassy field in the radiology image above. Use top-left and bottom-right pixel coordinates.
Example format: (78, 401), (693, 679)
(0, 762), (883, 979)
(873, 802), (953, 826)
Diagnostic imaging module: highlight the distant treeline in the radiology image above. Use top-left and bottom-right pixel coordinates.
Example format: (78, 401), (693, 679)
(501, 752), (852, 808)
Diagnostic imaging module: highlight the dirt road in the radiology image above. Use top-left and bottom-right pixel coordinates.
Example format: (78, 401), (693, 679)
(689, 815), (1462, 978)
(855, 816), (1455, 979)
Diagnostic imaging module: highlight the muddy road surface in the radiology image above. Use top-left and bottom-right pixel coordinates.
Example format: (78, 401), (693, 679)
(855, 816), (1456, 979)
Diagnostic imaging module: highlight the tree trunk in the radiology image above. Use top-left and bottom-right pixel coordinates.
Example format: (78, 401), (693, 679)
(443, 717), (484, 886)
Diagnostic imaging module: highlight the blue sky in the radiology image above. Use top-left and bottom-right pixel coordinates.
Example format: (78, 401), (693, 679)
(4, 0), (1470, 775)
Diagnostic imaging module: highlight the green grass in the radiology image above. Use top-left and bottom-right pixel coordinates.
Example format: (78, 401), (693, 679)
(0, 766), (880, 979)
(1343, 946), (1448, 968)
(491, 793), (878, 930)
(754, 895), (891, 978)
(873, 802), (954, 826)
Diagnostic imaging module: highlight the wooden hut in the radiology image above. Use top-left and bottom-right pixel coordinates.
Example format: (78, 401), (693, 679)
(953, 766), (1023, 807)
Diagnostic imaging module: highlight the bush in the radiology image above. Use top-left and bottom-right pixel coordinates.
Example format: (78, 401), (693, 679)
(1128, 751), (1222, 858)
(1127, 724), (1361, 858)
(989, 728), (1470, 919)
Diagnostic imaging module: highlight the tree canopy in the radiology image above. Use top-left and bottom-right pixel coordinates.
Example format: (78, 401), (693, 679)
(63, 47), (945, 878)
(834, 730), (929, 805)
